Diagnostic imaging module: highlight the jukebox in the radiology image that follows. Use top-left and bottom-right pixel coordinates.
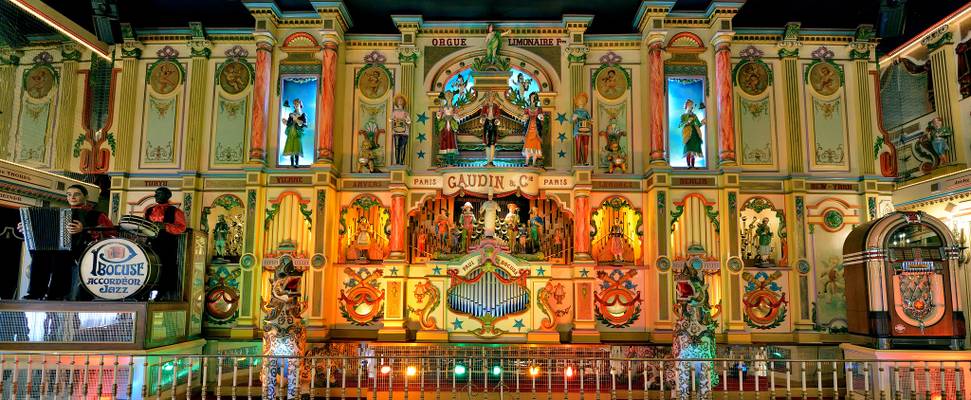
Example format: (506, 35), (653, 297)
(843, 211), (966, 349)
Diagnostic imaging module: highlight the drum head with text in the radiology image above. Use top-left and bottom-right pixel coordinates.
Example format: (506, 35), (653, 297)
(79, 238), (154, 300)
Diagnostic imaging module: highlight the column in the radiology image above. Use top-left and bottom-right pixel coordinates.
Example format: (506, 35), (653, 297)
(567, 46), (587, 165)
(398, 47), (418, 166)
(778, 40), (803, 174)
(113, 38), (143, 173)
(0, 50), (21, 160)
(316, 39), (338, 162)
(388, 189), (406, 259)
(184, 28), (212, 171)
(851, 38), (876, 175)
(249, 36), (274, 162)
(712, 34), (736, 165)
(648, 35), (667, 164)
(573, 190), (591, 260)
(53, 43), (81, 171)
(922, 26), (966, 165)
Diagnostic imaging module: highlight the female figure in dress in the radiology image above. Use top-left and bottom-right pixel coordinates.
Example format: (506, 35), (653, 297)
(680, 99), (704, 169)
(437, 91), (459, 166)
(484, 24), (510, 66)
(282, 99), (307, 167)
(391, 95), (412, 165)
(504, 204), (520, 250)
(522, 92), (544, 167)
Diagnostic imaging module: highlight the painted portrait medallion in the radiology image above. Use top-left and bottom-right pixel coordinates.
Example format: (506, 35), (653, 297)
(809, 62), (841, 96)
(219, 61), (251, 95)
(25, 66), (55, 99)
(595, 66), (628, 100)
(358, 65), (390, 99)
(149, 60), (182, 95)
(736, 61), (769, 96)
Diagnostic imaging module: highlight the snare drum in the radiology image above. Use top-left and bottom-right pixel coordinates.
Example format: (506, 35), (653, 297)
(119, 215), (160, 238)
(79, 237), (160, 300)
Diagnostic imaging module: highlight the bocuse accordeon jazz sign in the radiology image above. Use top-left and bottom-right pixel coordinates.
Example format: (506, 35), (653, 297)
(80, 238), (152, 300)
(412, 172), (572, 197)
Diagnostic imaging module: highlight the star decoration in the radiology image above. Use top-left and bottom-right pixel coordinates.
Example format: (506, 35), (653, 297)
(556, 113), (567, 124)
(417, 132), (427, 142)
(416, 112), (428, 124)
(432, 266), (442, 275)
(417, 150), (426, 159)
(536, 267), (546, 276)
(452, 318), (464, 330)
(558, 132), (567, 142)
(558, 150), (566, 158)
(580, 268), (590, 277)
(513, 319), (525, 331)
(390, 266), (399, 276)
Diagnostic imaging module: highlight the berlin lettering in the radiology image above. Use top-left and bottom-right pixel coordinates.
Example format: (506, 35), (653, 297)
(431, 38), (468, 47)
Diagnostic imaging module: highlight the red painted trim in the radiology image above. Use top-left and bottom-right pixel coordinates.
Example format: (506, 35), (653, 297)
(269, 190), (311, 205)
(282, 32), (320, 48)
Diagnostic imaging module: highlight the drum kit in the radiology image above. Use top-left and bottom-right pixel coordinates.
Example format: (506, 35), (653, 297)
(79, 215), (161, 300)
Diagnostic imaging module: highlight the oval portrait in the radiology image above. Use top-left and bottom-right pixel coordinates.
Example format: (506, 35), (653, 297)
(25, 66), (55, 99)
(219, 61), (251, 95)
(149, 60), (182, 95)
(736, 61), (769, 96)
(358, 66), (390, 99)
(809, 62), (841, 96)
(595, 66), (628, 100)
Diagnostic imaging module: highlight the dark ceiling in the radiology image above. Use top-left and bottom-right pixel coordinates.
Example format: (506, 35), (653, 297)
(11, 0), (971, 54)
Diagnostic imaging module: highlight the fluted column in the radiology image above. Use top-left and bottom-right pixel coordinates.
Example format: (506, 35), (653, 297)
(398, 47), (418, 166)
(712, 34), (736, 165)
(648, 34), (667, 164)
(184, 34), (212, 171)
(51, 43), (81, 171)
(0, 50), (21, 160)
(248, 36), (274, 162)
(778, 33), (803, 174)
(316, 39), (338, 162)
(851, 39), (876, 175)
(113, 40), (143, 173)
(574, 190), (591, 260)
(388, 190), (406, 259)
(922, 25), (965, 165)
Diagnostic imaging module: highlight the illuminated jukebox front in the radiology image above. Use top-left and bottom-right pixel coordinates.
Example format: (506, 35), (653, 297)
(843, 211), (966, 349)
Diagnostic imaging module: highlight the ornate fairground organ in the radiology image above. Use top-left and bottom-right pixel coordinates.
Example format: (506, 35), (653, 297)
(843, 211), (966, 349)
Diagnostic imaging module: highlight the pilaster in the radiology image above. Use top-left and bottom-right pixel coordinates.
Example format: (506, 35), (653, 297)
(922, 24), (966, 167)
(777, 22), (804, 174)
(183, 22), (212, 172)
(113, 24), (143, 173)
(851, 25), (877, 176)
(393, 15), (422, 168)
(0, 49), (22, 160)
(52, 43), (81, 171)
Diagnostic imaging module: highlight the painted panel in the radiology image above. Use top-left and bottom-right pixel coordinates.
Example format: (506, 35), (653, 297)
(738, 97), (774, 166)
(16, 101), (52, 164)
(810, 98), (847, 168)
(143, 95), (180, 163)
(212, 96), (249, 165)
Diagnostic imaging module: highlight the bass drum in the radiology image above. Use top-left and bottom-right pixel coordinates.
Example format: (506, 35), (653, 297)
(78, 238), (160, 300)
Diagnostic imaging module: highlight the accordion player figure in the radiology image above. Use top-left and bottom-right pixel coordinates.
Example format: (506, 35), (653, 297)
(18, 185), (113, 300)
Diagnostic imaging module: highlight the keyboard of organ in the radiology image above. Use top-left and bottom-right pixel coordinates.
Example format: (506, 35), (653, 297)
(20, 207), (72, 251)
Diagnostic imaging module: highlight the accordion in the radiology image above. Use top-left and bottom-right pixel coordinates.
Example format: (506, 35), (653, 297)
(20, 207), (73, 251)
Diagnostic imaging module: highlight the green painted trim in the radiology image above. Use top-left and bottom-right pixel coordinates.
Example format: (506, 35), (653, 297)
(731, 59), (774, 88)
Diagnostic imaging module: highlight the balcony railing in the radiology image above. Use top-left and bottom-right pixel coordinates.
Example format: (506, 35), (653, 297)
(0, 353), (967, 399)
